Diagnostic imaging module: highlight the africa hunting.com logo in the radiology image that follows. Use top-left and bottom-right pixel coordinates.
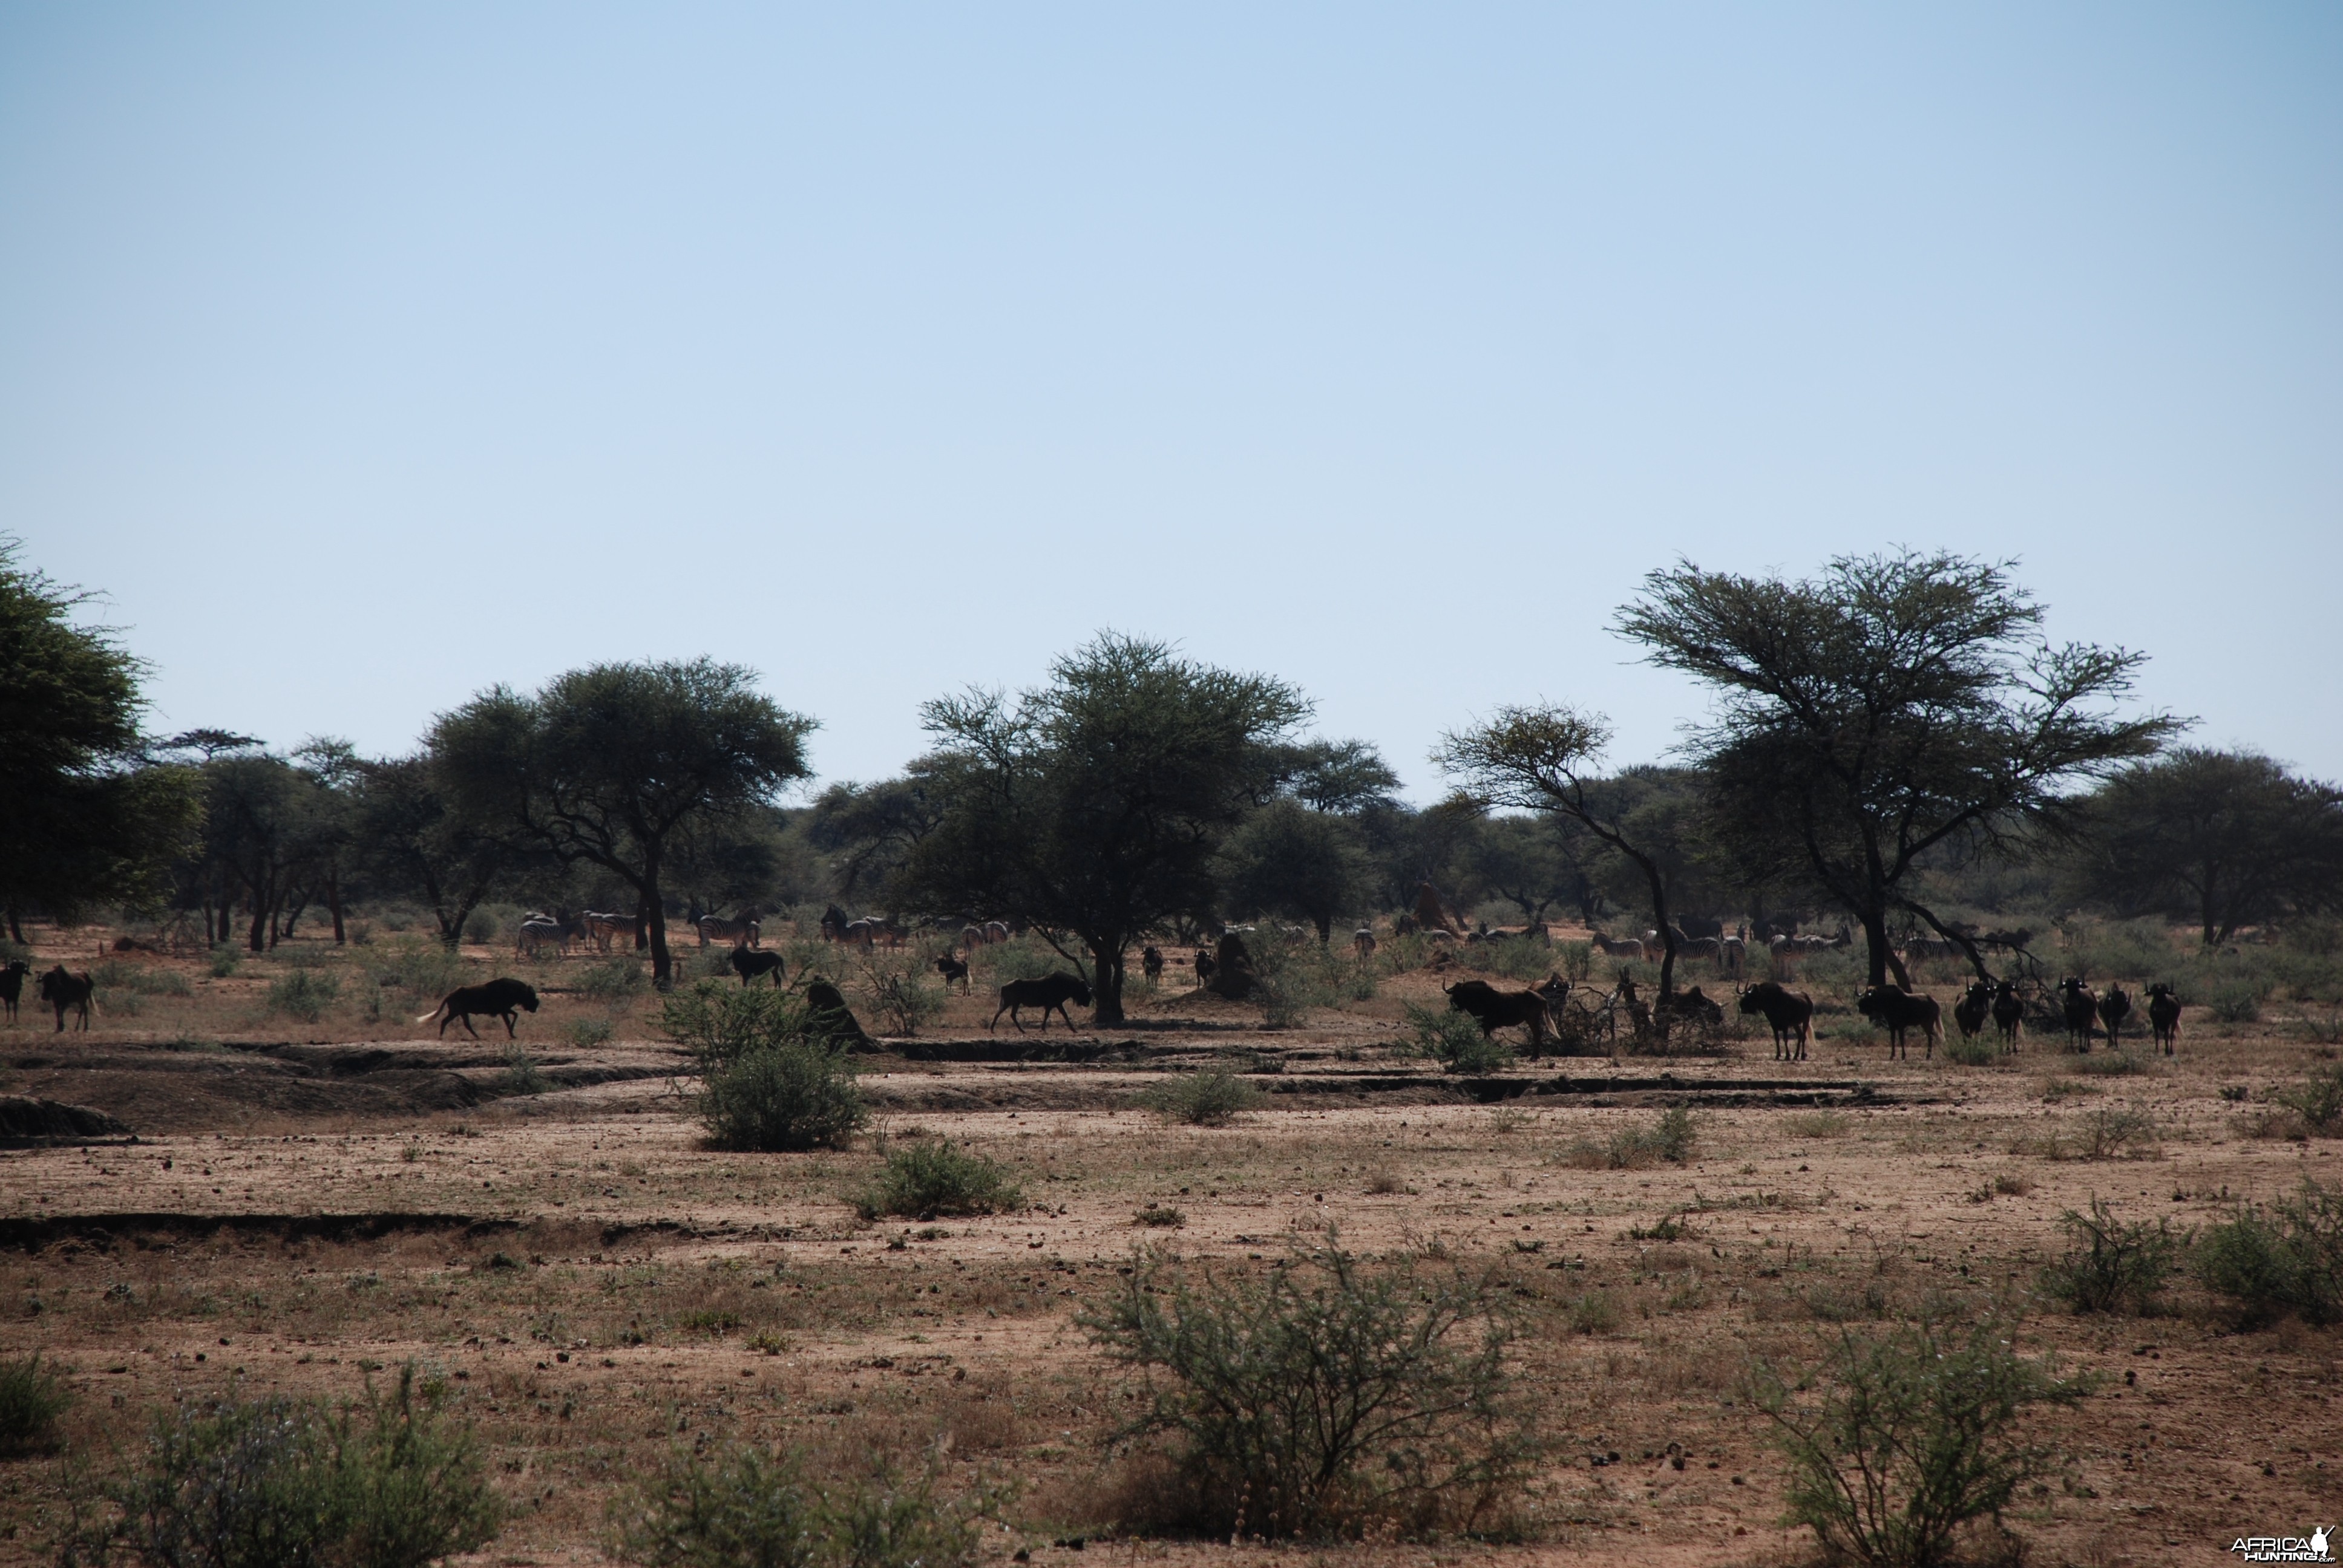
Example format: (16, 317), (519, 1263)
(2230, 1526), (2333, 1563)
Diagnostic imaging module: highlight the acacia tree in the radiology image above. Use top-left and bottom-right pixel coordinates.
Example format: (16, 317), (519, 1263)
(1616, 551), (2180, 986)
(0, 540), (200, 938)
(1219, 799), (1373, 943)
(900, 635), (1308, 1024)
(2068, 748), (2343, 946)
(353, 754), (523, 949)
(1437, 705), (1689, 998)
(430, 660), (815, 987)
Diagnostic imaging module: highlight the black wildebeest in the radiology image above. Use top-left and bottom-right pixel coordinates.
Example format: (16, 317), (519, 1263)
(989, 973), (1092, 1033)
(1141, 946), (1164, 984)
(1737, 981), (1814, 1060)
(1953, 981), (1993, 1044)
(2146, 983), (2181, 1055)
(1442, 979), (1550, 1051)
(0, 959), (28, 1023)
(417, 978), (540, 1039)
(1857, 985), (1940, 1060)
(936, 953), (970, 991)
(1193, 949), (1217, 987)
(2055, 978), (2097, 1053)
(2097, 984), (2132, 1049)
(38, 966), (94, 1033)
(732, 947), (787, 988)
(1992, 981), (2025, 1051)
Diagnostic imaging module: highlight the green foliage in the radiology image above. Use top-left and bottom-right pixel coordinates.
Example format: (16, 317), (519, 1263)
(2039, 1199), (2184, 1315)
(1248, 934), (1339, 1027)
(897, 633), (1311, 1024)
(661, 982), (817, 1065)
(373, 937), (465, 999)
(1749, 1312), (2092, 1568)
(562, 1015), (617, 1048)
(2193, 1181), (2343, 1327)
(2206, 977), (2266, 1024)
(0, 1354), (71, 1457)
(609, 1444), (994, 1568)
(1082, 1238), (1541, 1539)
(1402, 1002), (1513, 1073)
(854, 1140), (1023, 1218)
(1567, 1292), (1622, 1336)
(67, 1365), (500, 1568)
(266, 970), (341, 1024)
(1136, 1068), (1263, 1126)
(208, 947), (243, 979)
(500, 1046), (550, 1096)
(1941, 1030), (1997, 1067)
(577, 956), (649, 1003)
(1557, 939), (1593, 982)
(2272, 1061), (2343, 1135)
(848, 947), (945, 1036)
(698, 1044), (865, 1154)
(1218, 800), (1374, 949)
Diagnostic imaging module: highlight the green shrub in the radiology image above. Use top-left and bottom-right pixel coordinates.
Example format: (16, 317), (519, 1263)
(2039, 1199), (2184, 1315)
(500, 1047), (550, 1096)
(2207, 977), (2267, 1024)
(464, 910), (497, 944)
(1574, 1106), (1699, 1169)
(2068, 1050), (2149, 1077)
(1749, 1312), (2092, 1568)
(1082, 1238), (1541, 1539)
(2272, 1061), (2343, 1135)
(208, 947), (243, 979)
(2069, 1103), (2160, 1160)
(609, 1444), (995, 1568)
(1567, 1292), (1622, 1336)
(562, 1015), (617, 1049)
(376, 938), (467, 1000)
(1251, 938), (1339, 1027)
(1941, 1031), (1996, 1068)
(662, 982), (816, 1066)
(578, 957), (649, 1004)
(70, 1365), (500, 1568)
(850, 949), (945, 1036)
(1135, 1069), (1263, 1126)
(2193, 1181), (2343, 1327)
(1557, 940), (1593, 982)
(1401, 1003), (1513, 1073)
(854, 1140), (1023, 1219)
(0, 1354), (71, 1457)
(698, 1044), (866, 1153)
(266, 970), (341, 1023)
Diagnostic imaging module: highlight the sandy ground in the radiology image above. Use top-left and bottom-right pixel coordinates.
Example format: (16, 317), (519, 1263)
(0, 925), (2338, 1566)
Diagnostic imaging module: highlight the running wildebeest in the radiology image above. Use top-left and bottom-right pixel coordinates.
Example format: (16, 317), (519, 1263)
(936, 953), (970, 991)
(1737, 981), (1814, 1060)
(1441, 979), (1550, 1051)
(2146, 983), (2181, 1054)
(732, 947), (787, 988)
(989, 973), (1092, 1033)
(0, 959), (28, 1023)
(1856, 984), (1940, 1060)
(417, 978), (540, 1039)
(37, 966), (94, 1033)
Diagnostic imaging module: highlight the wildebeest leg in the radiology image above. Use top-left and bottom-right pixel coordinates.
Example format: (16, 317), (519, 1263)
(462, 1011), (482, 1040)
(502, 1010), (519, 1039)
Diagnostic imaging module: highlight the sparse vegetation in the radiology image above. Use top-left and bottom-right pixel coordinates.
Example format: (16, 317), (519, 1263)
(1136, 1068), (1262, 1126)
(2193, 1181), (2343, 1327)
(2039, 1198), (2184, 1315)
(609, 1444), (994, 1568)
(854, 1140), (1023, 1218)
(1083, 1238), (1539, 1539)
(1749, 1312), (2092, 1568)
(266, 968), (342, 1022)
(1565, 1105), (1698, 1169)
(0, 1355), (70, 1458)
(2271, 1060), (2343, 1135)
(1402, 1002), (1513, 1074)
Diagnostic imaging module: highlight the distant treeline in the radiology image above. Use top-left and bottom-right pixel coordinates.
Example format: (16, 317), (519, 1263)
(7, 538), (2339, 1017)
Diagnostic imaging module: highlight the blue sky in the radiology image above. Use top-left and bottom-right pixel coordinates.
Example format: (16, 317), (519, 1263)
(4, 4), (2337, 799)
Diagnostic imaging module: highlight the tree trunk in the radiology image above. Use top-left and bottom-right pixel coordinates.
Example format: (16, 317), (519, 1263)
(643, 843), (672, 988)
(327, 875), (346, 945)
(635, 896), (650, 951)
(5, 907), (20, 945)
(1314, 915), (1333, 945)
(1090, 938), (1126, 1025)
(1861, 907), (1895, 987)
(2200, 872), (2218, 949)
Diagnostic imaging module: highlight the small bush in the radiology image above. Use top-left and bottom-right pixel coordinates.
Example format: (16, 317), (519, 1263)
(700, 1044), (866, 1153)
(2207, 977), (2267, 1024)
(578, 957), (649, 1004)
(2193, 1181), (2343, 1327)
(562, 1015), (617, 1048)
(1082, 1238), (1540, 1539)
(501, 1046), (550, 1096)
(1941, 1031), (1996, 1067)
(377, 938), (467, 999)
(2039, 1199), (2185, 1315)
(609, 1443), (995, 1568)
(0, 1354), (71, 1457)
(1401, 1002), (1513, 1073)
(1136, 1069), (1262, 1126)
(464, 910), (497, 944)
(855, 1140), (1024, 1219)
(1558, 940), (1593, 982)
(266, 969), (342, 1023)
(1251, 937), (1339, 1028)
(2071, 1103), (2160, 1160)
(1134, 1204), (1185, 1227)
(70, 1365), (500, 1568)
(2272, 1061), (2343, 1135)
(208, 947), (243, 979)
(850, 949), (945, 1036)
(2068, 1051), (2149, 1077)
(663, 982), (817, 1066)
(1749, 1312), (2092, 1568)
(1568, 1292), (1622, 1335)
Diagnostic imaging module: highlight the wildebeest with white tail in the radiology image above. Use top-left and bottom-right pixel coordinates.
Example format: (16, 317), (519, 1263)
(418, 978), (540, 1039)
